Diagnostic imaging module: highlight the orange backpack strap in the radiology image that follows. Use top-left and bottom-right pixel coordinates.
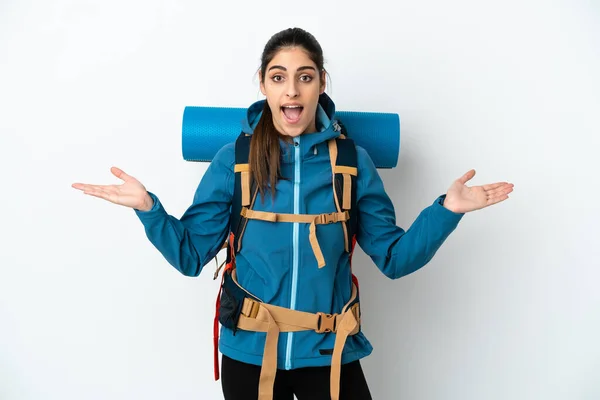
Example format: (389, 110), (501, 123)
(331, 122), (361, 301)
(328, 125), (358, 255)
(230, 133), (257, 257)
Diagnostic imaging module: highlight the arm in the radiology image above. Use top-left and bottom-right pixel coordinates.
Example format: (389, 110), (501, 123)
(355, 146), (464, 279)
(134, 144), (235, 277)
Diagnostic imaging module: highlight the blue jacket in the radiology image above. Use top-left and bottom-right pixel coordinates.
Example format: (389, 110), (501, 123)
(134, 93), (464, 370)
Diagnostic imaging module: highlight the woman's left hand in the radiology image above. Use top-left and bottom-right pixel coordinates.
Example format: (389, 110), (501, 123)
(443, 169), (514, 214)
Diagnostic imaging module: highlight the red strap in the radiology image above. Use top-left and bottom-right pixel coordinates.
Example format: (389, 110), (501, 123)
(213, 233), (236, 381)
(350, 234), (359, 293)
(213, 278), (223, 380)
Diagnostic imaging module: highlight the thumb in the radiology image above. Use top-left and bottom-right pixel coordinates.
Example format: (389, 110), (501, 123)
(111, 166), (135, 183)
(457, 169), (476, 185)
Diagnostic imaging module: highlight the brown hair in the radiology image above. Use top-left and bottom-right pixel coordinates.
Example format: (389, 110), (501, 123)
(250, 27), (325, 199)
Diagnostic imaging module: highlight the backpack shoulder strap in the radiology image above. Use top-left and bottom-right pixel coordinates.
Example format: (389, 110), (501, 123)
(229, 133), (258, 262)
(328, 125), (358, 254)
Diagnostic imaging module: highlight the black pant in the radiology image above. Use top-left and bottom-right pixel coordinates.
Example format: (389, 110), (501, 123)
(221, 355), (372, 400)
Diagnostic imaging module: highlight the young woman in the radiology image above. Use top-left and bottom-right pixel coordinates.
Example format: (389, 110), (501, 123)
(72, 28), (513, 400)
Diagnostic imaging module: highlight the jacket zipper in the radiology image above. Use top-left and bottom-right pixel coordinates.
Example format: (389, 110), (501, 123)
(285, 137), (301, 370)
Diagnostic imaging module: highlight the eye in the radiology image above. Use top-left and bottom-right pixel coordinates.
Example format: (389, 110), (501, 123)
(299, 75), (313, 82)
(271, 75), (284, 82)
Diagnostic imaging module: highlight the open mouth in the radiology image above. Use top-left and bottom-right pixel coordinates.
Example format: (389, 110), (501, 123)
(281, 105), (304, 124)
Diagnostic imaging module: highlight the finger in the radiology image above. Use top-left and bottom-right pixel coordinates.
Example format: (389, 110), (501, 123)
(90, 185), (121, 198)
(486, 183), (514, 197)
(84, 185), (125, 204)
(72, 183), (103, 192)
(487, 194), (510, 205)
(82, 188), (113, 202)
(488, 186), (513, 202)
(457, 169), (476, 185)
(111, 166), (135, 183)
(73, 183), (119, 193)
(88, 184), (119, 192)
(82, 186), (106, 196)
(483, 182), (515, 193)
(482, 182), (508, 191)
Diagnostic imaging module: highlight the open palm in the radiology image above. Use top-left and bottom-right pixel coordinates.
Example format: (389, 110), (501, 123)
(443, 169), (514, 214)
(72, 167), (153, 211)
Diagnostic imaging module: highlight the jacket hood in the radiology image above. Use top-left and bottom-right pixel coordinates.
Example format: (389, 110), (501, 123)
(240, 92), (342, 160)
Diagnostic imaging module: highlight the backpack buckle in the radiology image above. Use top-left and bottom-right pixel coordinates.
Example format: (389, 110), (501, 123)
(333, 120), (342, 132)
(317, 212), (341, 225)
(316, 312), (337, 333)
(241, 298), (260, 319)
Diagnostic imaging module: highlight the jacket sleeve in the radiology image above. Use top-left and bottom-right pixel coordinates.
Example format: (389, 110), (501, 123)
(133, 143), (235, 277)
(355, 146), (464, 279)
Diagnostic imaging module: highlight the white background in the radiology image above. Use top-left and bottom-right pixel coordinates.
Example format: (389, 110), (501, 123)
(1, 0), (599, 399)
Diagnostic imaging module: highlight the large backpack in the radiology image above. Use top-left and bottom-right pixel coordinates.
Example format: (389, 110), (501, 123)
(212, 121), (362, 387)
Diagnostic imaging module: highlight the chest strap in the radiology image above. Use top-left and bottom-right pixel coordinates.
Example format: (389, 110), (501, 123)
(233, 138), (357, 264)
(240, 207), (350, 268)
(229, 270), (360, 400)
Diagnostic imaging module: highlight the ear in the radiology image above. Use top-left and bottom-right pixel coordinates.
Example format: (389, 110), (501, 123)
(259, 71), (266, 96)
(319, 70), (327, 94)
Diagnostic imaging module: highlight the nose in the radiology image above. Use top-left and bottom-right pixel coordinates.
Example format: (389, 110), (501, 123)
(286, 80), (299, 98)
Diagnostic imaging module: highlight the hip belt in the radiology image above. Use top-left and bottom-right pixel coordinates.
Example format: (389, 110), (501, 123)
(218, 269), (361, 400)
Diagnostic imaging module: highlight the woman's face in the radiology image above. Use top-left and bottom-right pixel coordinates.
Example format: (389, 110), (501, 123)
(260, 47), (326, 138)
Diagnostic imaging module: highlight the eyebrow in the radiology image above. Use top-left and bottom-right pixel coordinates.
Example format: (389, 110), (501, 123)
(267, 65), (317, 73)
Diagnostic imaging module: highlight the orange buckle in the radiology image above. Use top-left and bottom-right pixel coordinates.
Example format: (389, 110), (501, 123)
(316, 312), (337, 333)
(249, 302), (260, 319)
(242, 300), (260, 319)
(318, 213), (338, 225)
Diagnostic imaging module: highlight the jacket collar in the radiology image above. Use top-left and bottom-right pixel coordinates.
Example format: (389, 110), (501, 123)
(241, 93), (342, 160)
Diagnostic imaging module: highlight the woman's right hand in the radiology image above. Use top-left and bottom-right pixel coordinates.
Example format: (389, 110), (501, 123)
(72, 167), (154, 211)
